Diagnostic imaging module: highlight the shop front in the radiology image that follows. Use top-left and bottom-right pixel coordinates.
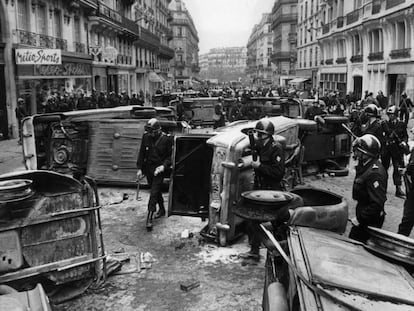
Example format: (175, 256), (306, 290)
(388, 62), (414, 106)
(320, 67), (347, 96)
(16, 54), (93, 114)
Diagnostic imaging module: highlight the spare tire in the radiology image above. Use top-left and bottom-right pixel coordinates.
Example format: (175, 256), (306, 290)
(324, 116), (349, 124)
(296, 119), (317, 131)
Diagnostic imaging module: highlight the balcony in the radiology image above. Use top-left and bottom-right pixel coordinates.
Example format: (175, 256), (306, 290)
(159, 45), (174, 59)
(90, 2), (139, 37)
(337, 16), (344, 28)
(191, 64), (200, 73)
(117, 54), (132, 65)
(390, 48), (411, 59)
(325, 58), (333, 65)
(74, 42), (86, 53)
(386, 0), (405, 9)
(15, 30), (68, 51)
(175, 60), (186, 68)
(368, 51), (384, 61)
(288, 32), (297, 43)
(272, 13), (297, 29)
(137, 27), (160, 49)
(322, 23), (330, 34)
(350, 54), (363, 63)
(336, 57), (346, 64)
(165, 29), (173, 40)
(271, 52), (291, 62)
(346, 9), (360, 25)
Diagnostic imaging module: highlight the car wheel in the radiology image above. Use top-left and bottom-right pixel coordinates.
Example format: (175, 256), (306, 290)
(324, 116), (349, 124)
(325, 167), (349, 177)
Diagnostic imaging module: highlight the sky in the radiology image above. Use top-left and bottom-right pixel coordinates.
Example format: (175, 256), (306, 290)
(183, 0), (275, 54)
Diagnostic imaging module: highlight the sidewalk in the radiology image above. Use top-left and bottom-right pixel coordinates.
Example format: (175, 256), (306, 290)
(0, 138), (26, 175)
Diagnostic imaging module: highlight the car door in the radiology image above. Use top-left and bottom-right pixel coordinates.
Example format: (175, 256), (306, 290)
(168, 134), (214, 218)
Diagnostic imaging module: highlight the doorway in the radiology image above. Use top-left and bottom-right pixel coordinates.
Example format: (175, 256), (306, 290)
(388, 74), (406, 107)
(353, 76), (362, 100)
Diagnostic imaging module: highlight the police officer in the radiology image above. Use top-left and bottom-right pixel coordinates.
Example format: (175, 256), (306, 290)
(304, 100), (326, 123)
(397, 146), (414, 236)
(382, 106), (409, 198)
(349, 134), (388, 243)
(137, 118), (173, 231)
(240, 119), (286, 260)
(355, 104), (385, 149)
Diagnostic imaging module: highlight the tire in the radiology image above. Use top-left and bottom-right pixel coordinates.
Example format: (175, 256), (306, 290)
(325, 167), (349, 177)
(324, 116), (349, 124)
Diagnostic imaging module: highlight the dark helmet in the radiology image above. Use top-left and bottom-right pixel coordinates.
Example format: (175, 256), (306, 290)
(254, 118), (275, 136)
(386, 105), (398, 115)
(364, 104), (379, 117)
(145, 118), (161, 132)
(352, 134), (381, 158)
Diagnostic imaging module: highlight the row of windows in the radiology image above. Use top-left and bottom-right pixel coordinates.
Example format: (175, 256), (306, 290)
(320, 73), (346, 83)
(298, 46), (318, 69)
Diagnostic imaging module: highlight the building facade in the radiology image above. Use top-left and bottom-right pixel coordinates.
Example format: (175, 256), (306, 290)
(0, 0), (175, 139)
(199, 47), (247, 83)
(270, 0), (298, 86)
(168, 0), (200, 88)
(296, 0), (320, 87)
(246, 14), (273, 87)
(318, 0), (414, 103)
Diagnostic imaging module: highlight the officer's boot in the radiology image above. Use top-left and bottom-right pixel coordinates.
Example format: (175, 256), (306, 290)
(146, 211), (154, 231)
(396, 185), (406, 198)
(154, 201), (166, 219)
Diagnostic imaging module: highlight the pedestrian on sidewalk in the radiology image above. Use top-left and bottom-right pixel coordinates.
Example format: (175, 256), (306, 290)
(15, 98), (28, 145)
(136, 118), (173, 231)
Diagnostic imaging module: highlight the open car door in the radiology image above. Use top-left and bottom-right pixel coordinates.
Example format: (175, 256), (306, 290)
(168, 134), (214, 218)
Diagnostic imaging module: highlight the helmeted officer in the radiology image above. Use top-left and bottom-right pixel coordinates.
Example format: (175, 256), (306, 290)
(137, 118), (173, 231)
(398, 146), (414, 236)
(355, 104), (385, 149)
(240, 118), (286, 260)
(349, 134), (388, 243)
(382, 105), (409, 198)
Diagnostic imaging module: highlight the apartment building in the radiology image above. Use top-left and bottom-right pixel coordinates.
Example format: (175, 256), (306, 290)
(200, 47), (247, 83)
(318, 0), (414, 102)
(246, 13), (273, 87)
(168, 0), (200, 88)
(296, 0), (320, 88)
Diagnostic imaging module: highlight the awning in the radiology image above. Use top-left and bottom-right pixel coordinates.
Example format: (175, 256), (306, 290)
(148, 71), (163, 83)
(289, 77), (310, 84)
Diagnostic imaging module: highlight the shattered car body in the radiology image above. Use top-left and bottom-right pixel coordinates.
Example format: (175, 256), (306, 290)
(0, 170), (104, 289)
(21, 106), (189, 185)
(169, 116), (301, 246)
(264, 226), (414, 311)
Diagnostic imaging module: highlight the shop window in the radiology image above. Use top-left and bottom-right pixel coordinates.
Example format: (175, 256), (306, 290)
(17, 0), (28, 30)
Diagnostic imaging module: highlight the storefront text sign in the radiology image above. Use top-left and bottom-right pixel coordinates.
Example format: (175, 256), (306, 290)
(15, 49), (62, 65)
(34, 62), (92, 76)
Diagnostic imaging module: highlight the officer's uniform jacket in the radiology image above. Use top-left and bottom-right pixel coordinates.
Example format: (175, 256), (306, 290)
(137, 132), (173, 176)
(353, 159), (388, 227)
(255, 138), (285, 190)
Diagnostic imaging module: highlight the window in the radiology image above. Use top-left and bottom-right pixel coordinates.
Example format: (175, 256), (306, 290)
(337, 39), (346, 58)
(304, 49), (307, 68)
(53, 10), (62, 38)
(395, 21), (407, 49)
(36, 3), (47, 35)
(17, 0), (27, 30)
(310, 48), (313, 67)
(74, 17), (81, 43)
(369, 29), (383, 53)
(178, 27), (182, 37)
(352, 34), (362, 55)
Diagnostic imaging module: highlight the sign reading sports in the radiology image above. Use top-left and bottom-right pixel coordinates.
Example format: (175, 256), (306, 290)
(15, 49), (62, 65)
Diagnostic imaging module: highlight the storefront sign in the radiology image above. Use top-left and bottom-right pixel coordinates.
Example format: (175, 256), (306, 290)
(15, 49), (62, 65)
(34, 62), (92, 76)
(102, 46), (118, 63)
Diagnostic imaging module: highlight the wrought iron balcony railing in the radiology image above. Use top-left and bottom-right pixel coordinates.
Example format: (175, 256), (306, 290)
(350, 54), (363, 63)
(346, 8), (360, 25)
(390, 48), (411, 59)
(336, 57), (347, 64)
(368, 51), (384, 61)
(386, 0), (405, 9)
(325, 58), (333, 65)
(16, 29), (68, 51)
(74, 42), (86, 53)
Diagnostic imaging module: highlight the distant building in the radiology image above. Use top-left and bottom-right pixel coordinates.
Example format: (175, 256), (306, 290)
(317, 0), (414, 103)
(270, 0), (298, 86)
(246, 14), (273, 87)
(199, 47), (247, 83)
(168, 0), (200, 89)
(296, 0), (320, 88)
